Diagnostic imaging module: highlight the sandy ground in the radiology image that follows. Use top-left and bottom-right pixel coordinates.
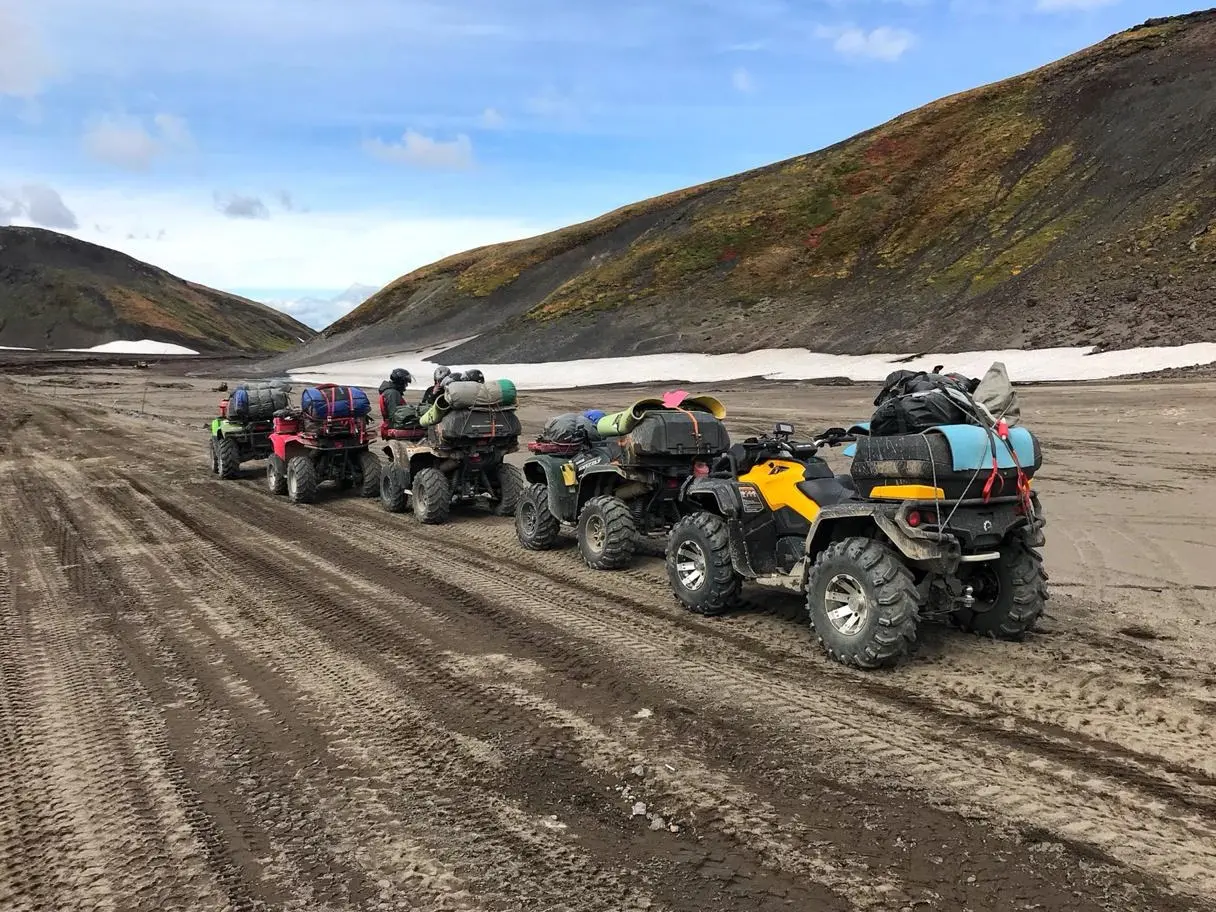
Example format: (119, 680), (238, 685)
(1, 362), (1215, 912)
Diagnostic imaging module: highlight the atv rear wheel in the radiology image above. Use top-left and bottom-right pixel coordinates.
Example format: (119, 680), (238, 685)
(806, 537), (920, 669)
(411, 467), (451, 524)
(208, 438), (219, 474)
(953, 533), (1047, 639)
(491, 463), (526, 516)
(267, 456), (288, 495)
(215, 437), (241, 479)
(667, 512), (741, 616)
(286, 454), (318, 504)
(380, 463), (408, 513)
(516, 483), (561, 550)
(359, 450), (382, 498)
(577, 495), (636, 570)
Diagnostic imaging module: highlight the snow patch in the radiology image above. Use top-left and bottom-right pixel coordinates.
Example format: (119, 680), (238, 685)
(61, 340), (200, 355)
(0, 345), (34, 350)
(289, 342), (1216, 389)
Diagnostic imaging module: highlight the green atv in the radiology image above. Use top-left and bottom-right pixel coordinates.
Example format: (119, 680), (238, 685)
(207, 381), (289, 479)
(208, 415), (274, 479)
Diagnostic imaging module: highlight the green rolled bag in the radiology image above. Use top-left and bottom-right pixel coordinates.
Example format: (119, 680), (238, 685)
(596, 391), (726, 437)
(419, 400), (449, 426)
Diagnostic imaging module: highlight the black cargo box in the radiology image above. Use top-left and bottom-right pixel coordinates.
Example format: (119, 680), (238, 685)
(433, 407), (522, 445)
(623, 411), (730, 457)
(850, 429), (1041, 500)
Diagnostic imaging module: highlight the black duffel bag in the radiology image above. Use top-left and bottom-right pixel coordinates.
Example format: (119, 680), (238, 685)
(869, 367), (980, 436)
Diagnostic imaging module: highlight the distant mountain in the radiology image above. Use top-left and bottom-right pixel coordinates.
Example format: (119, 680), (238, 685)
(267, 283), (380, 330)
(0, 227), (316, 352)
(281, 11), (1216, 369)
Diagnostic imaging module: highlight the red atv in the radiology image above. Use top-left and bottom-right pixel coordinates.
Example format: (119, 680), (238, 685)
(266, 384), (381, 504)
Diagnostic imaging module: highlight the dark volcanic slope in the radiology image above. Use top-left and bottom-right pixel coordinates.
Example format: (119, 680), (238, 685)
(0, 227), (315, 353)
(285, 11), (1216, 368)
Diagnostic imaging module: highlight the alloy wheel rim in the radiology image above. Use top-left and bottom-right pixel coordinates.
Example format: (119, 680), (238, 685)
(586, 514), (606, 552)
(674, 539), (707, 591)
(824, 573), (870, 636)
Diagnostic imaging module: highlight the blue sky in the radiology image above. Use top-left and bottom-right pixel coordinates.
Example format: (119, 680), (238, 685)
(0, 0), (1202, 328)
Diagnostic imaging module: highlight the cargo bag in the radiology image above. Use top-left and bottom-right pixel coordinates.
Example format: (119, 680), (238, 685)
(300, 384), (371, 420)
(626, 411), (730, 456)
(869, 369), (981, 436)
(228, 384), (289, 420)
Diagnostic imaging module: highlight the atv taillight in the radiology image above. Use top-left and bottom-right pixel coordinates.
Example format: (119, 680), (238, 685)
(923, 510), (937, 524)
(907, 510), (921, 527)
(693, 461), (709, 477)
(666, 478), (680, 488)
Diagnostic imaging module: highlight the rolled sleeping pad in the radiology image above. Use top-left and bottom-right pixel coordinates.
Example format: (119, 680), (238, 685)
(480, 378), (517, 407)
(444, 380), (483, 410)
(595, 392), (727, 437)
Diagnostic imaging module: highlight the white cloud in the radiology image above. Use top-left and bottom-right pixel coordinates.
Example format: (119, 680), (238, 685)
(0, 183), (78, 229)
(27, 184), (550, 291)
(213, 192), (270, 220)
(732, 66), (756, 92)
(0, 1), (53, 97)
(1035, 0), (1118, 9)
(82, 113), (194, 171)
(480, 107), (505, 128)
(262, 284), (381, 330)
(816, 24), (916, 61)
(363, 130), (474, 169)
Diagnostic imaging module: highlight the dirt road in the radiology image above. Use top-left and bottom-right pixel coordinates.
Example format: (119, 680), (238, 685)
(1, 367), (1215, 911)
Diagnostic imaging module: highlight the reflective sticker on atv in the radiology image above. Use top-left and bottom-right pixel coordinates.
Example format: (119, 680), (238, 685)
(739, 484), (765, 513)
(572, 452), (606, 472)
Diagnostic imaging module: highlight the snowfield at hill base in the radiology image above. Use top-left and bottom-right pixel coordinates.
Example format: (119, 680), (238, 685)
(60, 340), (201, 355)
(289, 341), (1216, 389)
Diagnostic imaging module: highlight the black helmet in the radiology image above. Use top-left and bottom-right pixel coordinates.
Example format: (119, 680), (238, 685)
(390, 367), (412, 388)
(464, 368), (484, 383)
(433, 366), (451, 385)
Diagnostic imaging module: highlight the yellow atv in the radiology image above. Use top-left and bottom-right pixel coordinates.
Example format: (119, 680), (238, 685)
(666, 422), (1046, 668)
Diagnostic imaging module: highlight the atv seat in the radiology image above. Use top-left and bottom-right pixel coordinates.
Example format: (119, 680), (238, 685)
(381, 426), (427, 441)
(797, 475), (857, 508)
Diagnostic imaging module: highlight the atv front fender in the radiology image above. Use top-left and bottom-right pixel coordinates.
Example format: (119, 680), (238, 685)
(681, 477), (744, 517)
(524, 454), (578, 522)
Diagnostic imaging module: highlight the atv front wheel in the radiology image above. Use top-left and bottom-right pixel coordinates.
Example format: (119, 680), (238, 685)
(577, 495), (636, 570)
(267, 456), (288, 495)
(411, 467), (451, 524)
(806, 537), (920, 669)
(286, 455), (319, 504)
(516, 483), (561, 550)
(208, 438), (219, 475)
(953, 534), (1047, 639)
(667, 512), (741, 616)
(491, 463), (526, 516)
(380, 464), (408, 513)
(215, 437), (241, 479)
(359, 450), (382, 498)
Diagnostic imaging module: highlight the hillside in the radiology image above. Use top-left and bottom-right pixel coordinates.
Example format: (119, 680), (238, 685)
(281, 10), (1216, 369)
(0, 227), (315, 353)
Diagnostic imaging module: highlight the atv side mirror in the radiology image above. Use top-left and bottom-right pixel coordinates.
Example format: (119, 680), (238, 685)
(774, 422), (794, 437)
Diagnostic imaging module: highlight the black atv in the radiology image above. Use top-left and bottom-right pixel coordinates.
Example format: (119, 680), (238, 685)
(515, 407), (730, 570)
(379, 406), (524, 524)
